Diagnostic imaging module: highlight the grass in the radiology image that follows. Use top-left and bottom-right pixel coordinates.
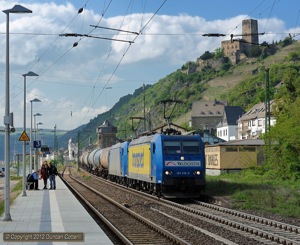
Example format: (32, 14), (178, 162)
(0, 176), (22, 216)
(205, 170), (300, 218)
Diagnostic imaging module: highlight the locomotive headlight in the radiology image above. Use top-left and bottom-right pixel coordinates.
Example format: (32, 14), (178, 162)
(165, 170), (173, 175)
(195, 170), (201, 175)
(180, 156), (184, 160)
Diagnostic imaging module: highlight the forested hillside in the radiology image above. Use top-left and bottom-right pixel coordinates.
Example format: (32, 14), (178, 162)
(59, 39), (300, 180)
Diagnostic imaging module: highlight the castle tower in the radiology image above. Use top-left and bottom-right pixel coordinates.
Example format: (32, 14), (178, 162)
(97, 120), (117, 148)
(221, 19), (259, 64)
(242, 19), (258, 44)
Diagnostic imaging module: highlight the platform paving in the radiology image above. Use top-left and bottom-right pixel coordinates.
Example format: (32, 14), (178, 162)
(0, 177), (113, 245)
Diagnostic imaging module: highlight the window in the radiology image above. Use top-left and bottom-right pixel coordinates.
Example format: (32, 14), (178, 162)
(182, 141), (200, 154)
(221, 147), (238, 152)
(163, 141), (181, 154)
(239, 147), (256, 152)
(258, 120), (263, 126)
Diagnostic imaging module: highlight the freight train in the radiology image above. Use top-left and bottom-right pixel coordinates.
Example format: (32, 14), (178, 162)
(80, 133), (206, 198)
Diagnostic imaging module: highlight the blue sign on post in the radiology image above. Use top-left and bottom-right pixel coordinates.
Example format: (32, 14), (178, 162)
(33, 140), (41, 148)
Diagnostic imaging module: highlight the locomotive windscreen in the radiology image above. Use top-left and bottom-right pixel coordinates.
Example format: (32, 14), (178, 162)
(182, 141), (200, 154)
(163, 141), (200, 154)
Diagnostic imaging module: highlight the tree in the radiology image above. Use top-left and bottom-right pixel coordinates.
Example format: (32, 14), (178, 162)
(248, 46), (262, 57)
(200, 51), (214, 60)
(214, 48), (224, 59)
(263, 67), (300, 180)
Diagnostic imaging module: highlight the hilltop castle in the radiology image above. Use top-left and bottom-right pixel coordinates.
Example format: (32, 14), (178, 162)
(221, 19), (259, 64)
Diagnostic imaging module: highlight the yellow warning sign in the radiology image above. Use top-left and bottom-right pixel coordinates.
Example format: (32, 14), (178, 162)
(19, 131), (30, 141)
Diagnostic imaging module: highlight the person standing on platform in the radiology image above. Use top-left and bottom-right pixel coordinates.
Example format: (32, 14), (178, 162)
(48, 161), (58, 189)
(41, 161), (49, 189)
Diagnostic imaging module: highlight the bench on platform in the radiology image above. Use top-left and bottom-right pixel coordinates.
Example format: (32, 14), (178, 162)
(26, 174), (35, 190)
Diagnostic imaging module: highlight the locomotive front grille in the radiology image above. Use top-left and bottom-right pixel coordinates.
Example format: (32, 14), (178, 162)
(163, 177), (194, 191)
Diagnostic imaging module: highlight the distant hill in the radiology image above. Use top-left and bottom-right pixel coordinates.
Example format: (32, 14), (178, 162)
(0, 128), (67, 162)
(58, 39), (300, 150)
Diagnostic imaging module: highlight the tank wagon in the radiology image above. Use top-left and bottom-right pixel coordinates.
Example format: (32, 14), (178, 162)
(87, 149), (98, 172)
(80, 133), (205, 198)
(81, 151), (90, 169)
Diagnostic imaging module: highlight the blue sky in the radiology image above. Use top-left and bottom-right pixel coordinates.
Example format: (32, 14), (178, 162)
(0, 0), (299, 132)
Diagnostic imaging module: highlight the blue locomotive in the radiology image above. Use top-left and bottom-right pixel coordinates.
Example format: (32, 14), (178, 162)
(81, 133), (206, 198)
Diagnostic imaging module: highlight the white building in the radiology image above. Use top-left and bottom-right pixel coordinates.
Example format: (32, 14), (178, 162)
(237, 101), (276, 140)
(68, 138), (78, 161)
(216, 106), (245, 141)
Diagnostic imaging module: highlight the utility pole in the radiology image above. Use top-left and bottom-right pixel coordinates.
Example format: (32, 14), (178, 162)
(53, 125), (58, 161)
(265, 68), (270, 133)
(77, 131), (80, 171)
(143, 84), (146, 132)
(264, 68), (271, 163)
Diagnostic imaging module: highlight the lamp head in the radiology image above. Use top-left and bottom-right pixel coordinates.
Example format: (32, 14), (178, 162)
(3, 5), (32, 14)
(23, 71), (39, 77)
(30, 98), (41, 103)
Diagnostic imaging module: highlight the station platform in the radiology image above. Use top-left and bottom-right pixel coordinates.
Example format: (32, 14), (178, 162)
(0, 176), (113, 245)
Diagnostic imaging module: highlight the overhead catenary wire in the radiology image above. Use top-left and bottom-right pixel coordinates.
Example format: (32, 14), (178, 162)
(19, 1), (108, 127)
(28, 3), (87, 76)
(59, 33), (134, 43)
(7, 2), (88, 106)
(293, 9), (300, 37)
(262, 0), (277, 33)
(77, 0), (168, 126)
(2, 30), (297, 37)
(90, 25), (139, 35)
(75, 0), (144, 125)
(76, 0), (135, 123)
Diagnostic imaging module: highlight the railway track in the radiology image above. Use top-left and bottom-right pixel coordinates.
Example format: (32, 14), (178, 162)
(62, 168), (189, 244)
(183, 200), (300, 245)
(63, 166), (300, 245)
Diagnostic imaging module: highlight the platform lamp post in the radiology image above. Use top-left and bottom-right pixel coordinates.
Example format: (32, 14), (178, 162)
(36, 122), (43, 140)
(3, 4), (32, 221)
(36, 122), (43, 169)
(22, 72), (39, 197)
(105, 87), (112, 108)
(30, 100), (41, 171)
(33, 113), (42, 171)
(53, 125), (58, 162)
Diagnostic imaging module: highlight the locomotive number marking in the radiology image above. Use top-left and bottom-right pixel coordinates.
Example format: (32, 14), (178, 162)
(176, 172), (190, 175)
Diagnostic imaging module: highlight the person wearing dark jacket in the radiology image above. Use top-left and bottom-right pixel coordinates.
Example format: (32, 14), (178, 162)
(48, 162), (58, 190)
(41, 161), (49, 189)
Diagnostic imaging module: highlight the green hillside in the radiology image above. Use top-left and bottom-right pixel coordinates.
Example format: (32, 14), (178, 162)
(59, 39), (300, 148)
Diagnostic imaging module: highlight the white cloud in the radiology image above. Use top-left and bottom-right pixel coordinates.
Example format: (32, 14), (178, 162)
(0, 2), (297, 130)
